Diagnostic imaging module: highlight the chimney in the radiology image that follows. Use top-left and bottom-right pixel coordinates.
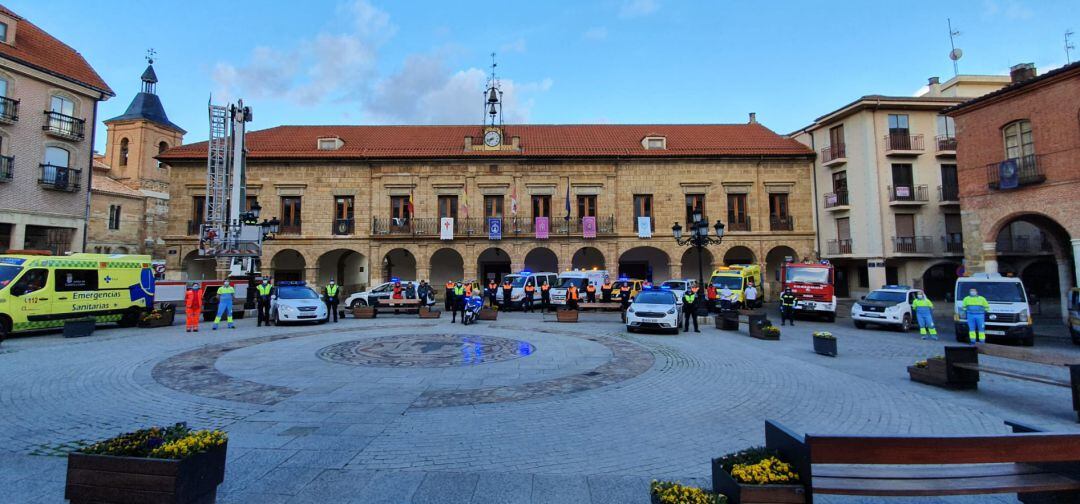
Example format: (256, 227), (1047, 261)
(926, 76), (941, 97)
(1010, 63), (1036, 83)
(464, 136), (472, 149)
(748, 112), (757, 124)
(511, 136), (520, 150)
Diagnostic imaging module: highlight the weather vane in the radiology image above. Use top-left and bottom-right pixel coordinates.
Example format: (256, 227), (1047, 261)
(145, 48), (157, 65)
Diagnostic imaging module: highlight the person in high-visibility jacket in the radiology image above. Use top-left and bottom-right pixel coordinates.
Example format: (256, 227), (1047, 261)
(523, 283), (536, 313)
(911, 292), (937, 340)
(961, 288), (991, 344)
(567, 284), (580, 311)
(185, 283), (203, 332)
(324, 280), (340, 323)
(445, 281), (456, 312)
(600, 281), (612, 303)
(682, 287), (702, 333)
(213, 280), (236, 330)
(585, 283), (597, 303)
(619, 284), (632, 322)
(255, 278), (273, 327)
(451, 282), (466, 323)
(501, 281), (513, 309)
(779, 288), (798, 326)
(487, 281), (498, 308)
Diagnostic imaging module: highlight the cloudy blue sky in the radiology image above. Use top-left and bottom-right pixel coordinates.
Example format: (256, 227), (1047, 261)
(10, 0), (1076, 147)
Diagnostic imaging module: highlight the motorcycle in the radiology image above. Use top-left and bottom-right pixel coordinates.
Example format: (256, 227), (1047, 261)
(462, 295), (484, 325)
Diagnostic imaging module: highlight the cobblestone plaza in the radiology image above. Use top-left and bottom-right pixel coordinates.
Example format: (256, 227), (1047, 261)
(2, 310), (1078, 503)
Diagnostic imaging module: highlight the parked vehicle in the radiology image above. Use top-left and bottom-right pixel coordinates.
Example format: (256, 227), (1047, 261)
(954, 273), (1033, 346)
(710, 264), (762, 308)
(503, 271), (559, 307)
(780, 260), (836, 322)
(611, 277), (645, 302)
(461, 295), (484, 325)
(270, 281), (328, 324)
(344, 279), (416, 308)
(550, 269), (610, 305)
(851, 285), (925, 331)
(660, 278), (697, 307)
(156, 278), (250, 321)
(626, 288), (680, 334)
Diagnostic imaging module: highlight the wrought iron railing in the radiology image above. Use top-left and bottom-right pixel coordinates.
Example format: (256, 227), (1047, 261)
(42, 111), (85, 140)
(820, 143), (845, 163)
(986, 154), (1044, 190)
(38, 163), (80, 191)
(726, 215), (751, 232)
(770, 215), (794, 231)
(0, 96), (19, 123)
(186, 220), (203, 236)
(371, 216), (617, 237)
(884, 134), (924, 151)
(827, 239), (852, 255)
(996, 234), (1053, 254)
(892, 236), (933, 254)
(279, 223), (302, 235)
(333, 218), (355, 236)
(938, 184), (959, 202)
(888, 184), (929, 203)
(942, 233), (964, 254)
(824, 190), (849, 208)
(935, 135), (957, 152)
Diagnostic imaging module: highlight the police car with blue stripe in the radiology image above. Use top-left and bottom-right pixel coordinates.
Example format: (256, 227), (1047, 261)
(270, 281), (328, 325)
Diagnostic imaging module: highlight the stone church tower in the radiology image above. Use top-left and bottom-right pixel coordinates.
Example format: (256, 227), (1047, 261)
(87, 57), (185, 262)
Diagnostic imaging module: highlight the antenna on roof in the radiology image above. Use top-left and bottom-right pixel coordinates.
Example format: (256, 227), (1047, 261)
(947, 19), (962, 77)
(145, 48), (157, 65)
(1066, 30), (1075, 64)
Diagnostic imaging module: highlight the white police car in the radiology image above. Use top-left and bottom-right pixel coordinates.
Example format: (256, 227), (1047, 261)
(343, 278), (418, 308)
(271, 281), (328, 325)
(851, 285), (923, 331)
(626, 287), (680, 334)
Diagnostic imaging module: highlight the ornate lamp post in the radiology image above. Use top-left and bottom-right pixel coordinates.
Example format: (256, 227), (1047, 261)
(672, 211), (726, 305)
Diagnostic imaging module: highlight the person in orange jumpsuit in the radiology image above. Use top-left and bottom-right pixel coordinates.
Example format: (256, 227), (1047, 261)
(185, 283), (203, 332)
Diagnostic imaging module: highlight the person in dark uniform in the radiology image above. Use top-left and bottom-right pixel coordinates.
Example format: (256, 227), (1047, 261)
(501, 280), (513, 310)
(255, 278), (273, 327)
(601, 281), (612, 303)
(780, 287), (798, 326)
(487, 280), (498, 308)
(523, 282), (536, 312)
(451, 282), (466, 323)
(444, 280), (456, 312)
(619, 283), (632, 322)
(585, 282), (597, 303)
(324, 279), (340, 322)
(567, 283), (580, 311)
(682, 286), (701, 333)
(540, 282), (551, 312)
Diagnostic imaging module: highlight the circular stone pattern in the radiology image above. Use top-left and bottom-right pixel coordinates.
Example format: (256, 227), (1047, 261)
(317, 334), (535, 368)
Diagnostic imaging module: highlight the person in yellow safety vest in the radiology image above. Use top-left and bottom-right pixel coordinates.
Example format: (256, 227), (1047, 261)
(324, 280), (340, 323)
(601, 281), (612, 302)
(585, 283), (597, 303)
(213, 280), (236, 330)
(523, 283), (536, 313)
(452, 282), (466, 323)
(567, 284), (580, 311)
(911, 292), (937, 340)
(961, 288), (991, 344)
(682, 287), (702, 333)
(256, 278), (273, 327)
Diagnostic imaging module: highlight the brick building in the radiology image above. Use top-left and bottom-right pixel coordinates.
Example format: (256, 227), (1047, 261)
(158, 116), (816, 300)
(0, 5), (113, 253)
(86, 60), (185, 260)
(945, 62), (1080, 320)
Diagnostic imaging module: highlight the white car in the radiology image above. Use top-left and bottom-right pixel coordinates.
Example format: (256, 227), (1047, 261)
(344, 280), (418, 308)
(271, 282), (328, 324)
(660, 278), (696, 306)
(626, 288), (680, 334)
(851, 285), (923, 331)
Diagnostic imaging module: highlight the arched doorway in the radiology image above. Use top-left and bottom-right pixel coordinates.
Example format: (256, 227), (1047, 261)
(921, 262), (960, 300)
(382, 248), (417, 282)
(317, 249), (368, 292)
(571, 246), (605, 270)
(271, 249), (306, 282)
(181, 250), (216, 281)
(524, 247), (559, 273)
(681, 248), (715, 282)
(1021, 259), (1060, 299)
(723, 246), (756, 266)
(477, 247), (511, 284)
(430, 248), (464, 288)
(765, 246), (799, 301)
(618, 246), (671, 283)
(993, 214), (1074, 321)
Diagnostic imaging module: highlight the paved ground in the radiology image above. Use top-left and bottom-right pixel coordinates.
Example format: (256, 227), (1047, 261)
(1, 304), (1078, 503)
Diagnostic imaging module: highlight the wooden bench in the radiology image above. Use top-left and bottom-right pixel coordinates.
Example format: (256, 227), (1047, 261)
(374, 298), (421, 315)
(716, 419), (1080, 503)
(944, 344), (1080, 422)
(578, 302), (622, 312)
(716, 310), (770, 337)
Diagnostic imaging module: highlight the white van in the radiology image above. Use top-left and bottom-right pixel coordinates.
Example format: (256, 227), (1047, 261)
(503, 271), (559, 308)
(550, 269), (610, 305)
(953, 273), (1033, 345)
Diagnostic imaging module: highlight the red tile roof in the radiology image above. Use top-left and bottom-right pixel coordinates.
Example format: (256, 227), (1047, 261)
(160, 123), (813, 161)
(0, 5), (113, 96)
(91, 170), (142, 198)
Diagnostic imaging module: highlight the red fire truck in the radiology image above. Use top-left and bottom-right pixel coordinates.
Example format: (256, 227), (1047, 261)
(780, 260), (836, 322)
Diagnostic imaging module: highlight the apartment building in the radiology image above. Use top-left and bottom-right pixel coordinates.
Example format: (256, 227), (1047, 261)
(792, 75), (1009, 299)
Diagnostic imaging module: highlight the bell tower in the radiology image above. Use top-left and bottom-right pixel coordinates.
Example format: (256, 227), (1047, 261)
(102, 49), (186, 190)
(480, 53), (505, 150)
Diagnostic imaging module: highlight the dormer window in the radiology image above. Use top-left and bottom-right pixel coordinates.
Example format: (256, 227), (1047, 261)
(642, 136), (667, 150)
(0, 22), (8, 43)
(317, 137), (343, 151)
(0, 13), (16, 46)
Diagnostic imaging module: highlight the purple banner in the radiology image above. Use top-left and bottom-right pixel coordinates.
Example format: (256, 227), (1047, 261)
(582, 216), (597, 239)
(535, 217), (549, 239)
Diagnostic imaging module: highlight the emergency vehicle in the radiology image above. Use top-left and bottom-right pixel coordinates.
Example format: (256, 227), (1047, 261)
(611, 277), (645, 302)
(953, 273), (1033, 346)
(503, 271), (559, 307)
(0, 253), (155, 337)
(155, 279), (250, 321)
(550, 269), (610, 305)
(709, 264), (762, 307)
(780, 260), (837, 322)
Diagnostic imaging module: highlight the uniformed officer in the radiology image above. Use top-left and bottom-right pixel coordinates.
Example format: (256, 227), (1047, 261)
(451, 282), (466, 323)
(567, 283), (580, 311)
(585, 282), (597, 303)
(444, 280), (456, 312)
(255, 278), (273, 327)
(619, 283), (632, 322)
(324, 279), (340, 323)
(682, 287), (701, 333)
(961, 288), (990, 344)
(523, 282), (536, 312)
(501, 280), (513, 310)
(911, 292), (937, 340)
(601, 281), (613, 303)
(487, 280), (499, 308)
(540, 282), (551, 312)
(212, 280), (236, 330)
(779, 287), (798, 326)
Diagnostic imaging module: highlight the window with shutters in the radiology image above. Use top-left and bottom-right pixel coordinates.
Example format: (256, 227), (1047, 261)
(633, 194), (653, 233)
(280, 196), (302, 234)
(577, 195), (597, 218)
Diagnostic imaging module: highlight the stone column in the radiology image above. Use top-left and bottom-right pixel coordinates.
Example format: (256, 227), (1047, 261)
(667, 262), (682, 282)
(1058, 258), (1072, 323)
(981, 242), (998, 275)
(416, 266), (431, 283)
(305, 267), (318, 286)
(9, 222), (24, 249)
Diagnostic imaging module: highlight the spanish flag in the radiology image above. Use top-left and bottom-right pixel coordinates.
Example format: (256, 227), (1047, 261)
(407, 192), (414, 217)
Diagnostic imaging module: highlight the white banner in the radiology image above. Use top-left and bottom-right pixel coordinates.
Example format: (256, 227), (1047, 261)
(637, 217), (653, 238)
(440, 217), (454, 240)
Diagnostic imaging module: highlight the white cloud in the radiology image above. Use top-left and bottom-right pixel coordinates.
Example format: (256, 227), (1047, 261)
(982, 0), (1034, 20)
(583, 26), (608, 40)
(500, 38), (527, 53)
(619, 0), (659, 18)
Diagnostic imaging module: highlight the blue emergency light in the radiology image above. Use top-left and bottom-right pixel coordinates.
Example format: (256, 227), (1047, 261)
(391, 277), (401, 283)
(278, 281), (307, 286)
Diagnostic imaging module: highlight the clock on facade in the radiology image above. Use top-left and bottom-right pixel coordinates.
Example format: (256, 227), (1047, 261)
(484, 130), (502, 147)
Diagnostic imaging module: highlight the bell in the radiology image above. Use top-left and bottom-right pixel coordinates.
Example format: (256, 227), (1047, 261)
(489, 103), (497, 116)
(487, 88), (499, 103)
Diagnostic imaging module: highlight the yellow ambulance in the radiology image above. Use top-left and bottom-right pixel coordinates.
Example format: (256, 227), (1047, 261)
(709, 264), (763, 305)
(0, 253), (155, 337)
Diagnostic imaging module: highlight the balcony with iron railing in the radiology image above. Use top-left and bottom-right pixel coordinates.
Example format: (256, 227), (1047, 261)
(42, 111), (86, 141)
(888, 184), (929, 205)
(372, 216), (617, 238)
(0, 155), (12, 182)
(770, 215), (794, 231)
(820, 143), (846, 167)
(332, 218), (355, 236)
(935, 135), (957, 156)
(996, 234), (1053, 255)
(938, 184), (960, 204)
(0, 96), (19, 124)
(891, 235), (934, 255)
(186, 220), (203, 236)
(883, 134), (924, 155)
(823, 190), (849, 211)
(942, 233), (964, 255)
(279, 223), (302, 235)
(726, 215), (751, 232)
(986, 154), (1045, 190)
(826, 239), (853, 256)
(38, 164), (80, 191)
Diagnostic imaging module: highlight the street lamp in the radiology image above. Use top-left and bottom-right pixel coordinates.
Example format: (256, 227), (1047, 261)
(672, 214), (726, 311)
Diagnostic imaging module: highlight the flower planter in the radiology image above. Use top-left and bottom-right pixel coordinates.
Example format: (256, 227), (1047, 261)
(417, 307), (441, 319)
(812, 335), (837, 357)
(65, 442), (227, 504)
(140, 308), (176, 328)
(711, 459), (805, 504)
(478, 308), (498, 321)
(352, 307), (377, 319)
(907, 357), (951, 387)
(63, 318), (96, 338)
(556, 309), (578, 323)
(717, 311), (738, 330)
